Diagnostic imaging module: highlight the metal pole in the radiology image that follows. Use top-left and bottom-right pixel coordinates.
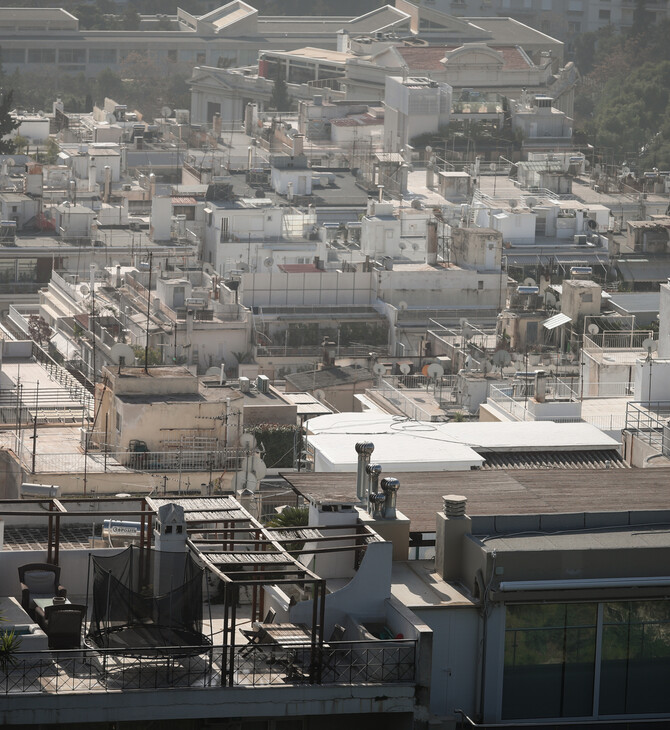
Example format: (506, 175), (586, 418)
(30, 381), (39, 474)
(104, 413), (108, 473)
(144, 251), (153, 373)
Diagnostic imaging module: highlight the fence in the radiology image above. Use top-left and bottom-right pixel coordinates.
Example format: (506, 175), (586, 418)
(625, 401), (670, 453)
(0, 640), (416, 694)
(368, 376), (456, 421)
(12, 433), (251, 475)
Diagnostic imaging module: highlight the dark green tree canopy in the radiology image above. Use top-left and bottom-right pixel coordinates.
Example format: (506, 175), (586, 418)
(0, 91), (20, 155)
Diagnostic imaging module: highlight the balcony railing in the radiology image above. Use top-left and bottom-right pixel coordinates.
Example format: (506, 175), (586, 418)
(1, 640), (416, 694)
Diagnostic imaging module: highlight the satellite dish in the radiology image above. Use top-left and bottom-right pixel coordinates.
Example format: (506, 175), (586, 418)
(587, 323), (600, 335)
(462, 324), (474, 340)
(411, 243), (420, 251)
(489, 162), (497, 171)
(6, 159), (15, 167)
(399, 241), (407, 250)
(622, 166), (631, 176)
(426, 362), (444, 379)
(373, 363), (387, 376)
(239, 433), (256, 451)
(79, 283), (90, 296)
(523, 277), (537, 287)
(508, 199), (518, 209)
(492, 350), (512, 370)
(161, 106), (173, 118)
(526, 197), (537, 209)
(399, 363), (411, 375)
(252, 455), (267, 480)
(109, 342), (135, 366)
(398, 301), (408, 311)
(642, 338), (658, 355)
(263, 257), (274, 268)
(205, 366), (221, 376)
(314, 388), (326, 402)
(232, 472), (257, 494)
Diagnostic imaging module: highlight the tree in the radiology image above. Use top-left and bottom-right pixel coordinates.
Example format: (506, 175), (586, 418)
(270, 71), (291, 112)
(121, 6), (141, 30)
(0, 91), (19, 155)
(28, 315), (52, 346)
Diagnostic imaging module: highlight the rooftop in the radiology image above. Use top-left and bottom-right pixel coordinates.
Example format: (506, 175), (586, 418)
(283, 467), (670, 533)
(285, 365), (374, 391)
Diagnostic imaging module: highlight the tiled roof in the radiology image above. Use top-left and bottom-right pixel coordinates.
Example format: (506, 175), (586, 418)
(397, 44), (531, 72)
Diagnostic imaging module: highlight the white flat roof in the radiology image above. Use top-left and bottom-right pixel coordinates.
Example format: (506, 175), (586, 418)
(308, 431), (484, 472)
(306, 413), (619, 453)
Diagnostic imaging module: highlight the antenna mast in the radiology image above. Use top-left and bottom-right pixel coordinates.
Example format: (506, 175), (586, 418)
(144, 251), (153, 374)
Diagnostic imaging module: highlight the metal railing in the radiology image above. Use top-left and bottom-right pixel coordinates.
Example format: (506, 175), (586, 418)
(1, 640), (415, 694)
(624, 401), (670, 453)
(368, 377), (453, 421)
(12, 436), (251, 474)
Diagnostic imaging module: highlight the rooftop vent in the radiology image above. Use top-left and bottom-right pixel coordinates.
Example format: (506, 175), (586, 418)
(442, 494), (467, 517)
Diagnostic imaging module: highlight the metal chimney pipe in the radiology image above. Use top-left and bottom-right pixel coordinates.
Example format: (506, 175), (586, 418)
(534, 369), (547, 403)
(370, 492), (386, 520)
(366, 463), (382, 513)
(355, 442), (374, 502)
(381, 477), (399, 519)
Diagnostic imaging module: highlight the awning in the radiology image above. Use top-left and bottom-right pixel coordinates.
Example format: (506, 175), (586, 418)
(543, 312), (571, 330)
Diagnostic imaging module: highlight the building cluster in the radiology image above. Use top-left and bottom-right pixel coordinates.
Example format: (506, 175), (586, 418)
(0, 1), (670, 729)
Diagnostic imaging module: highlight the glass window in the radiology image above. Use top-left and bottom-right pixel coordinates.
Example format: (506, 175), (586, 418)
(599, 8), (611, 19)
(0, 260), (15, 283)
(17, 258), (37, 282)
(3, 48), (25, 64)
(503, 603), (597, 719)
(600, 601), (670, 715)
(58, 48), (86, 64)
(89, 48), (117, 64)
(27, 48), (56, 64)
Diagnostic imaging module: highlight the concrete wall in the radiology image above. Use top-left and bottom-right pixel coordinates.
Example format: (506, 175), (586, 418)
(240, 271), (376, 307)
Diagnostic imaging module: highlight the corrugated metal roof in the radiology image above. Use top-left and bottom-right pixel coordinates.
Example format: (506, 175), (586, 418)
(172, 197), (197, 205)
(543, 312), (571, 330)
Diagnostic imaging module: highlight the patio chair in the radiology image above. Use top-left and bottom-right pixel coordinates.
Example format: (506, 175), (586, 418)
(240, 608), (277, 657)
(34, 603), (86, 650)
(18, 563), (67, 614)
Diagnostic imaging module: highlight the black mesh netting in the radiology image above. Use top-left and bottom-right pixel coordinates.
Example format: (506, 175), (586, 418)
(87, 546), (211, 655)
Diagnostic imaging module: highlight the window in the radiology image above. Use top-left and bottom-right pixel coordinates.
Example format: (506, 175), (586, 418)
(541, 0), (551, 9)
(599, 8), (610, 19)
(167, 49), (177, 63)
(568, 21), (581, 32)
(3, 48), (25, 64)
(503, 600), (670, 721)
(503, 603), (597, 719)
(27, 48), (56, 64)
(196, 52), (206, 65)
(116, 411), (122, 433)
(58, 48), (86, 64)
(582, 293), (593, 302)
(89, 48), (117, 64)
(568, 0), (582, 10)
(600, 601), (670, 715)
(478, 280), (484, 290)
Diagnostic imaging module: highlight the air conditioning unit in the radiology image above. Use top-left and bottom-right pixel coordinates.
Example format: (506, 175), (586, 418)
(256, 374), (270, 394)
(239, 376), (250, 393)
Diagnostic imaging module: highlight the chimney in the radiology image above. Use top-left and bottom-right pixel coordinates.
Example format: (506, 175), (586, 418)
(377, 184), (384, 203)
(426, 161), (434, 189)
(247, 146), (253, 171)
(369, 492), (386, 519)
(435, 494), (471, 582)
(534, 369), (547, 403)
(292, 134), (304, 156)
(212, 112), (222, 140)
(355, 442), (374, 502)
(426, 219), (438, 266)
(88, 159), (97, 192)
(287, 181), (294, 202)
(380, 477), (399, 519)
(115, 264), (122, 288)
(149, 173), (156, 199)
(366, 463), (382, 513)
(103, 165), (111, 203)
